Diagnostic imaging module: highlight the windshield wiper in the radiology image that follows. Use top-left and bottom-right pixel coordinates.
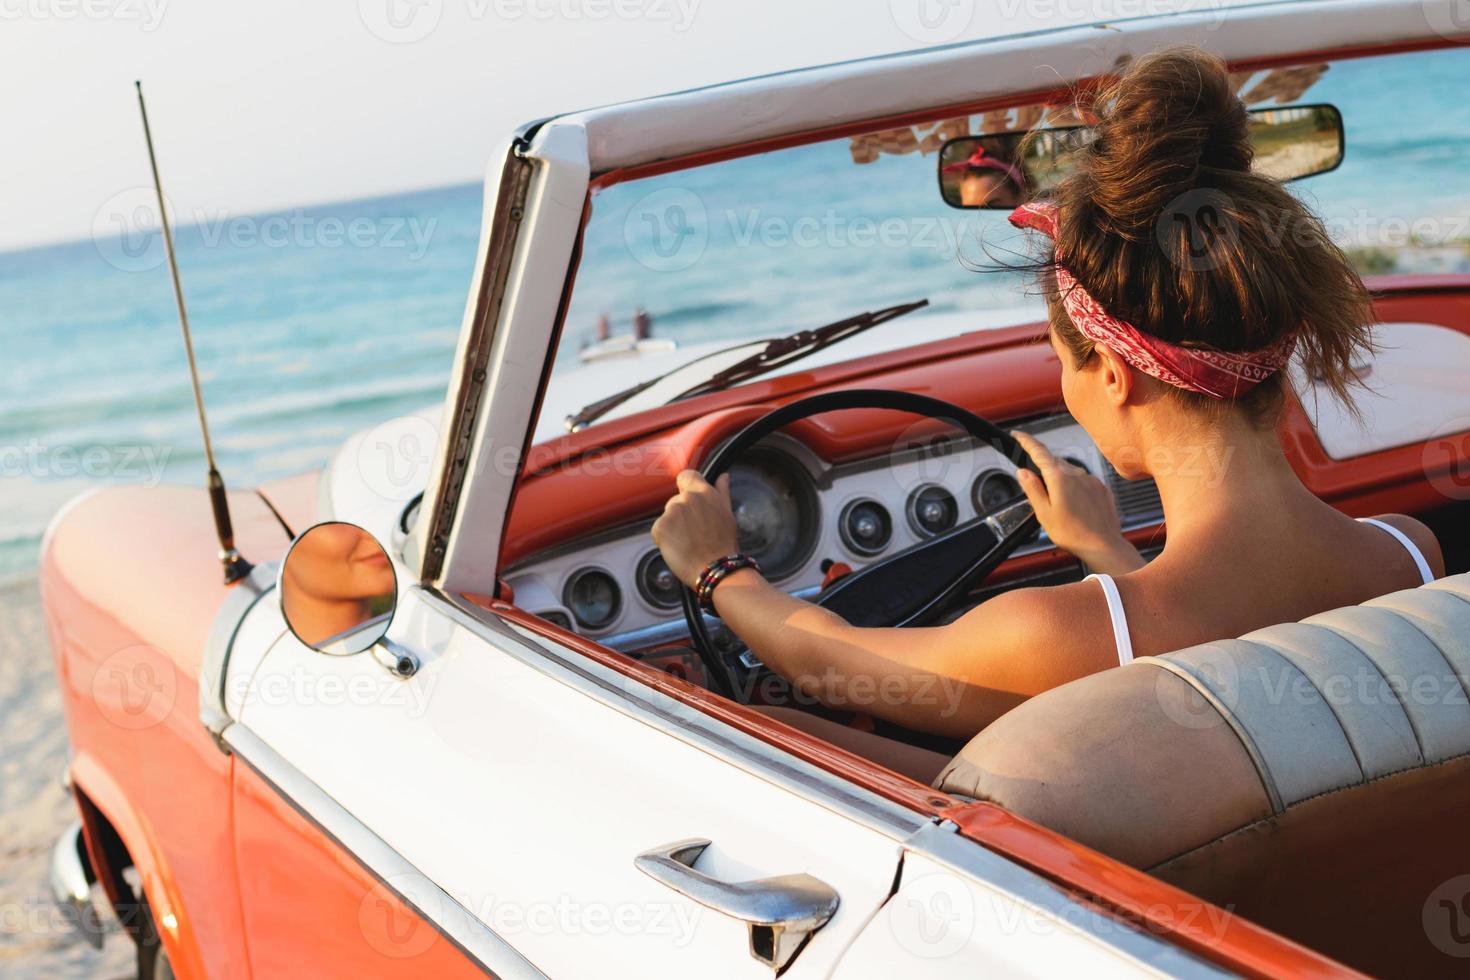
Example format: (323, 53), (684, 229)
(565, 298), (928, 431)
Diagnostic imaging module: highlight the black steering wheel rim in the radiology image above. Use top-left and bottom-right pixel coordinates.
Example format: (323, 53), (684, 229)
(679, 388), (1040, 702)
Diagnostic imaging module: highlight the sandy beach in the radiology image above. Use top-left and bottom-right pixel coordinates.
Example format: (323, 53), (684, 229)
(0, 577), (133, 979)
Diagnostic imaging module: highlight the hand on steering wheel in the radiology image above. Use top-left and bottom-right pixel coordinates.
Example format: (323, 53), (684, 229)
(1011, 430), (1144, 575)
(651, 471), (741, 589)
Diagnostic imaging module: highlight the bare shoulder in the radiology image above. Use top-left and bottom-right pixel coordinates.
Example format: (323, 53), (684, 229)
(974, 579), (1108, 631)
(1371, 513), (1447, 579)
(953, 579), (1120, 684)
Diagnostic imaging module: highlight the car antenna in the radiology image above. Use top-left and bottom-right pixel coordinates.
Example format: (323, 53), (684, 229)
(135, 81), (253, 585)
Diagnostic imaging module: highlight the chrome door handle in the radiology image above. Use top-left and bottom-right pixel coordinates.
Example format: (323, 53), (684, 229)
(634, 838), (838, 971)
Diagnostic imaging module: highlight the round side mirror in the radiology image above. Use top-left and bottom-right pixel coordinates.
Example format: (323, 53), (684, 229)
(279, 521), (397, 655)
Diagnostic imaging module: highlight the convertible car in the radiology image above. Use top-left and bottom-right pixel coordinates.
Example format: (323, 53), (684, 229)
(41, 1), (1470, 977)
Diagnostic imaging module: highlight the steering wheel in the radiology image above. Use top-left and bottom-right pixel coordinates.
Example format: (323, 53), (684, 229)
(680, 389), (1042, 702)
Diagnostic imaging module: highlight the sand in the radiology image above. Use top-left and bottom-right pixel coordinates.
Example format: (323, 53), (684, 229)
(0, 578), (133, 979)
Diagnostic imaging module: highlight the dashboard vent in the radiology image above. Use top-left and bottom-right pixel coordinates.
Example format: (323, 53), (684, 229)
(1103, 460), (1164, 527)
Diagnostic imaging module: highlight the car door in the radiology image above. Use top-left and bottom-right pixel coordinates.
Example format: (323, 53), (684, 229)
(223, 581), (1234, 978)
(223, 579), (918, 977)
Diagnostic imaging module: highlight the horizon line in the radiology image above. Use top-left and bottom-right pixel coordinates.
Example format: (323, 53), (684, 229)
(0, 175), (484, 259)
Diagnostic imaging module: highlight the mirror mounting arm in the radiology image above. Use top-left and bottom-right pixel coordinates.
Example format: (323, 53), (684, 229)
(371, 637), (419, 680)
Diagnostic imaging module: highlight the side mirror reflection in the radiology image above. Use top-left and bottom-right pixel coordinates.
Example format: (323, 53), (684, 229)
(279, 521), (398, 655)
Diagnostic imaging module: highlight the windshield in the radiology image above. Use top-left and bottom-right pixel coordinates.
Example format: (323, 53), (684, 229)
(546, 45), (1469, 441)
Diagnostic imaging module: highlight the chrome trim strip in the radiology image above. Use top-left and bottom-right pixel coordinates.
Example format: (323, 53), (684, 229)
(420, 587), (931, 840)
(981, 497), (1036, 540)
(222, 724), (545, 979)
(199, 561), (278, 744)
(903, 822), (1232, 978)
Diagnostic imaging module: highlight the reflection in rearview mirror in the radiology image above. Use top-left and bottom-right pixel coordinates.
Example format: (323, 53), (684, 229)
(279, 521), (398, 655)
(939, 104), (1344, 209)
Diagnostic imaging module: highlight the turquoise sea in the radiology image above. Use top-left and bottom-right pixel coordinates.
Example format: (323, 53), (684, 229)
(2, 46), (1466, 584)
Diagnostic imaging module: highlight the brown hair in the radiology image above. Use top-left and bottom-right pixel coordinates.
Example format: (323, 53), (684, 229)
(1034, 47), (1375, 426)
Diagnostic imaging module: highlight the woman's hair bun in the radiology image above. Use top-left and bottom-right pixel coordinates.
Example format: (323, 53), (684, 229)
(1035, 45), (1377, 426)
(1078, 48), (1253, 237)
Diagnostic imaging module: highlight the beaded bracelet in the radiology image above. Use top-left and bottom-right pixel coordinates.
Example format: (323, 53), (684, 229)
(694, 554), (761, 614)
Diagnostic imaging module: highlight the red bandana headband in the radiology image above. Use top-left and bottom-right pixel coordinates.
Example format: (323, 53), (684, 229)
(1008, 201), (1296, 399)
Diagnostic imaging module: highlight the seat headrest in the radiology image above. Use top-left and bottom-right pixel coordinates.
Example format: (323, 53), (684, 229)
(937, 573), (1470, 870)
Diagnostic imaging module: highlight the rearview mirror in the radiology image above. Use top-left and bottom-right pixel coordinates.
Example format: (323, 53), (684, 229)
(938, 103), (1344, 209)
(279, 521), (398, 656)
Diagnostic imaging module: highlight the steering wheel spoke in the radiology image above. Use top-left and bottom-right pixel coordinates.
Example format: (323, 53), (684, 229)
(816, 503), (1037, 628)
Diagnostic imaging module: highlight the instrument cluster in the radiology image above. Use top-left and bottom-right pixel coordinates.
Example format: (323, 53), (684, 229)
(504, 413), (1157, 650)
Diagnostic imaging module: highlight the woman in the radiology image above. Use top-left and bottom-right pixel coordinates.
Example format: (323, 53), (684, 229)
(651, 48), (1443, 765)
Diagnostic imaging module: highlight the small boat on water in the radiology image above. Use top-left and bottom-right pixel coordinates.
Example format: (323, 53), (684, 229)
(578, 308), (677, 362)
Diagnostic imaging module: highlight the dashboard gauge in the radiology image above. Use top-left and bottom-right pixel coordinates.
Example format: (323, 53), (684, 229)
(538, 609), (574, 631)
(636, 550), (683, 610)
(727, 449), (820, 581)
(839, 498), (892, 556)
(563, 567), (622, 630)
(972, 470), (1022, 515)
(907, 484), (958, 537)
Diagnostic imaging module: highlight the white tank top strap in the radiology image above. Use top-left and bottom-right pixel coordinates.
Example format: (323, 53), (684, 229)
(1357, 518), (1435, 585)
(1086, 572), (1134, 666)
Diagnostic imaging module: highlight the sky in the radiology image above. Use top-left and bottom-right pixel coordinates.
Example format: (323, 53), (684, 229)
(3, 0), (1258, 253)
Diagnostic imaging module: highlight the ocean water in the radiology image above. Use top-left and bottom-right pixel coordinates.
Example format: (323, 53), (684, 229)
(0, 185), (483, 583)
(3, 46), (1466, 584)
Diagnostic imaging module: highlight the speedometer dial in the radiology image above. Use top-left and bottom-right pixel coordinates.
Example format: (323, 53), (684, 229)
(563, 567), (622, 630)
(727, 449), (819, 581)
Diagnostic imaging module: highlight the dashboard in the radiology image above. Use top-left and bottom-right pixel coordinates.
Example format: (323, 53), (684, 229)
(502, 410), (1165, 652)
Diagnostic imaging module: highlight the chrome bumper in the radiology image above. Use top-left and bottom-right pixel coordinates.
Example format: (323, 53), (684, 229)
(49, 820), (104, 949)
